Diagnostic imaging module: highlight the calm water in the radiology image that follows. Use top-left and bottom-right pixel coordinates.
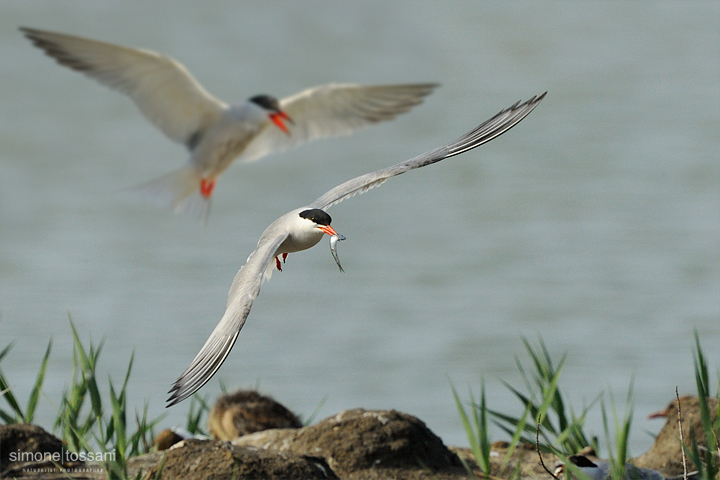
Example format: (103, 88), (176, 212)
(1, 2), (718, 454)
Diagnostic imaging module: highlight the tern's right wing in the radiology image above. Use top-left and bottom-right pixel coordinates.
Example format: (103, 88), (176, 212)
(21, 27), (226, 146)
(309, 93), (546, 211)
(166, 231), (288, 406)
(240, 83), (438, 162)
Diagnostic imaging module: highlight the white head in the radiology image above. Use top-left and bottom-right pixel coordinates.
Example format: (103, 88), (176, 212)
(284, 208), (338, 250)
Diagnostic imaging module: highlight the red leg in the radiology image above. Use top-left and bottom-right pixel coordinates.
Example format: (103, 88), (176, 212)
(200, 179), (215, 198)
(282, 252), (288, 263)
(275, 256), (282, 271)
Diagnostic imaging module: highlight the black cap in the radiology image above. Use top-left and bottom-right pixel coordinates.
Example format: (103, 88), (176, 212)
(299, 209), (332, 226)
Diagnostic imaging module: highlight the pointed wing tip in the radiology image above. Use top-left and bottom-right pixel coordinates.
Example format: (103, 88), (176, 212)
(421, 82), (441, 91)
(501, 92), (547, 121)
(166, 384), (189, 407)
(527, 91), (547, 105)
(514, 91), (547, 108)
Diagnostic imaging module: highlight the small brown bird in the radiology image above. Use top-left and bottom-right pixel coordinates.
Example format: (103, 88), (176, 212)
(633, 395), (719, 475)
(208, 390), (303, 441)
(152, 428), (186, 451)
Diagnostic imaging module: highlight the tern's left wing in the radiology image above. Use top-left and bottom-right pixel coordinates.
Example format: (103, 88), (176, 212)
(166, 232), (288, 406)
(309, 93), (546, 211)
(21, 27), (226, 146)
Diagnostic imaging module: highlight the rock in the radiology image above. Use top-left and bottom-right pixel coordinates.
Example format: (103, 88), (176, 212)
(634, 395), (719, 476)
(133, 439), (337, 480)
(234, 408), (465, 479)
(0, 424), (66, 474)
(208, 389), (302, 441)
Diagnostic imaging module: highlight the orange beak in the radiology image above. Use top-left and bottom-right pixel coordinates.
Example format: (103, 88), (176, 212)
(269, 111), (293, 135)
(318, 225), (338, 236)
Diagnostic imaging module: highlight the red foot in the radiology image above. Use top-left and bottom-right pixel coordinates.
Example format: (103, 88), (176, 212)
(275, 256), (282, 271)
(200, 179), (215, 198)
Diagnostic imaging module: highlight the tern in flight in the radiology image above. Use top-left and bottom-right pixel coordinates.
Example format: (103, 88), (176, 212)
(166, 93), (546, 406)
(21, 27), (437, 223)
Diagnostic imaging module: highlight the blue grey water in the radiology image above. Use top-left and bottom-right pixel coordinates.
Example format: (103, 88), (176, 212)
(1, 2), (718, 455)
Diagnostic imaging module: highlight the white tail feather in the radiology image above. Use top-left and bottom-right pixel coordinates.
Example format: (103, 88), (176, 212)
(129, 166), (211, 224)
(174, 192), (212, 225)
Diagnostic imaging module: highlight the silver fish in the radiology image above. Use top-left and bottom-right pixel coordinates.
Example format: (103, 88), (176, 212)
(329, 234), (346, 272)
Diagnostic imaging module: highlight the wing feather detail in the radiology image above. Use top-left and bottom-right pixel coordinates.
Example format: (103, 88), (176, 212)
(166, 232), (288, 406)
(21, 27), (226, 145)
(240, 83), (439, 162)
(310, 93), (546, 210)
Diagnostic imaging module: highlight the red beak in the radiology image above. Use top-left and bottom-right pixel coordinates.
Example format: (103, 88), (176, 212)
(318, 225), (338, 236)
(269, 111), (293, 135)
(647, 409), (669, 419)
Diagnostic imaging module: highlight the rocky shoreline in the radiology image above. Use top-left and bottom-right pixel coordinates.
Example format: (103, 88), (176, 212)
(0, 409), (552, 480)
(1, 394), (716, 480)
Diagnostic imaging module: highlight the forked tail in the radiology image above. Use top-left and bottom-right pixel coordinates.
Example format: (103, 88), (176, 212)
(129, 166), (211, 224)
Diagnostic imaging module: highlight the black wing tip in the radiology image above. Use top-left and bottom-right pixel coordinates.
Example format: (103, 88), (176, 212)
(19, 26), (52, 42)
(166, 383), (190, 407)
(418, 82), (441, 91)
(526, 91), (547, 106)
(485, 92), (546, 125)
(20, 27), (42, 43)
(510, 91), (547, 110)
(166, 397), (183, 408)
(499, 91), (547, 122)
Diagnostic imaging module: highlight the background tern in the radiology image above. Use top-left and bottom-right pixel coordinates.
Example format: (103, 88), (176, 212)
(20, 27), (438, 223)
(166, 93), (546, 406)
(554, 454), (680, 480)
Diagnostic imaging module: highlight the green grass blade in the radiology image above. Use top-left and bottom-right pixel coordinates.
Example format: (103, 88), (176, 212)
(691, 331), (720, 478)
(186, 395), (210, 435)
(304, 394), (328, 426)
(109, 380), (127, 461)
(0, 342), (14, 362)
(0, 407), (16, 423)
(475, 379), (491, 475)
(501, 400), (533, 465)
(75, 326), (103, 417)
(25, 339), (52, 423)
(451, 382), (487, 473)
(0, 371), (25, 421)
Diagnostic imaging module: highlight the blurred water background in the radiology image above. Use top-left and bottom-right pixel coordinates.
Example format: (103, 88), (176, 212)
(1, 1), (718, 454)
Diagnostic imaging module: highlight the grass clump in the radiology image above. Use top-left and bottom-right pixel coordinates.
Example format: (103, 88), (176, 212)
(600, 382), (634, 480)
(489, 337), (599, 455)
(0, 338), (52, 424)
(451, 378), (493, 476)
(1, 317), (164, 480)
(688, 332), (720, 480)
(454, 333), (719, 480)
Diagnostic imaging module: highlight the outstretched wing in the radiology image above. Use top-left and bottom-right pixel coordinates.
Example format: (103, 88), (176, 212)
(309, 93), (546, 211)
(21, 27), (226, 146)
(166, 232), (288, 406)
(240, 83), (438, 162)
